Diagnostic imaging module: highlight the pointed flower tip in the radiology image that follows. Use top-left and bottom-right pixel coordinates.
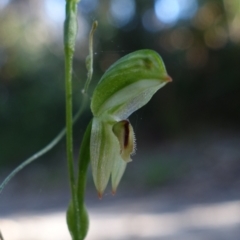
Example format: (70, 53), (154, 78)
(98, 192), (103, 200)
(164, 75), (172, 82)
(112, 190), (116, 196)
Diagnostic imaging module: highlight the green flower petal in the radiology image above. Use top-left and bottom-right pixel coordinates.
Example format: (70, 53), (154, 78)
(91, 49), (171, 118)
(90, 117), (120, 196)
(111, 156), (127, 194)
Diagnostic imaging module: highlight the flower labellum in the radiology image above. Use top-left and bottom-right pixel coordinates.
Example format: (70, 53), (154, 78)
(89, 49), (172, 197)
(112, 120), (135, 163)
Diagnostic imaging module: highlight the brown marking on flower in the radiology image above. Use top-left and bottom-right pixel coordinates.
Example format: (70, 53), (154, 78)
(142, 57), (154, 70)
(123, 120), (130, 148)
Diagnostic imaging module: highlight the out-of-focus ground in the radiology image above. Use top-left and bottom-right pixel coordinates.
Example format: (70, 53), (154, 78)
(1, 128), (240, 240)
(1, 193), (240, 240)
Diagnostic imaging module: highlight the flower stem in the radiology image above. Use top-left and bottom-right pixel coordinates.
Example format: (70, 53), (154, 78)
(64, 0), (81, 238)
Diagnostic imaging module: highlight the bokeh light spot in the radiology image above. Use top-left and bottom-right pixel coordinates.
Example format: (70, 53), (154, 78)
(109, 0), (136, 28)
(0, 0), (10, 10)
(170, 27), (193, 50)
(155, 0), (180, 24)
(44, 0), (65, 23)
(193, 3), (220, 30)
(155, 0), (198, 25)
(178, 0), (198, 19)
(204, 27), (228, 49)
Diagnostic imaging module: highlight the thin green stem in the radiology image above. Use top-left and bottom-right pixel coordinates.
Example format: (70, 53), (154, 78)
(64, 0), (81, 238)
(67, 20), (98, 240)
(0, 96), (88, 195)
(65, 47), (76, 196)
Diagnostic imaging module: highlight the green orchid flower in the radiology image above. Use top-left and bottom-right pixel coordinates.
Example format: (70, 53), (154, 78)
(89, 49), (171, 197)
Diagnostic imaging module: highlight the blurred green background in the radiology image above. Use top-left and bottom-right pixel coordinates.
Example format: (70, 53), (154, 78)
(0, 0), (240, 190)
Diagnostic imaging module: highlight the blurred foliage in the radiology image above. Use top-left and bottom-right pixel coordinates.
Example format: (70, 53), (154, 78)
(0, 0), (240, 167)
